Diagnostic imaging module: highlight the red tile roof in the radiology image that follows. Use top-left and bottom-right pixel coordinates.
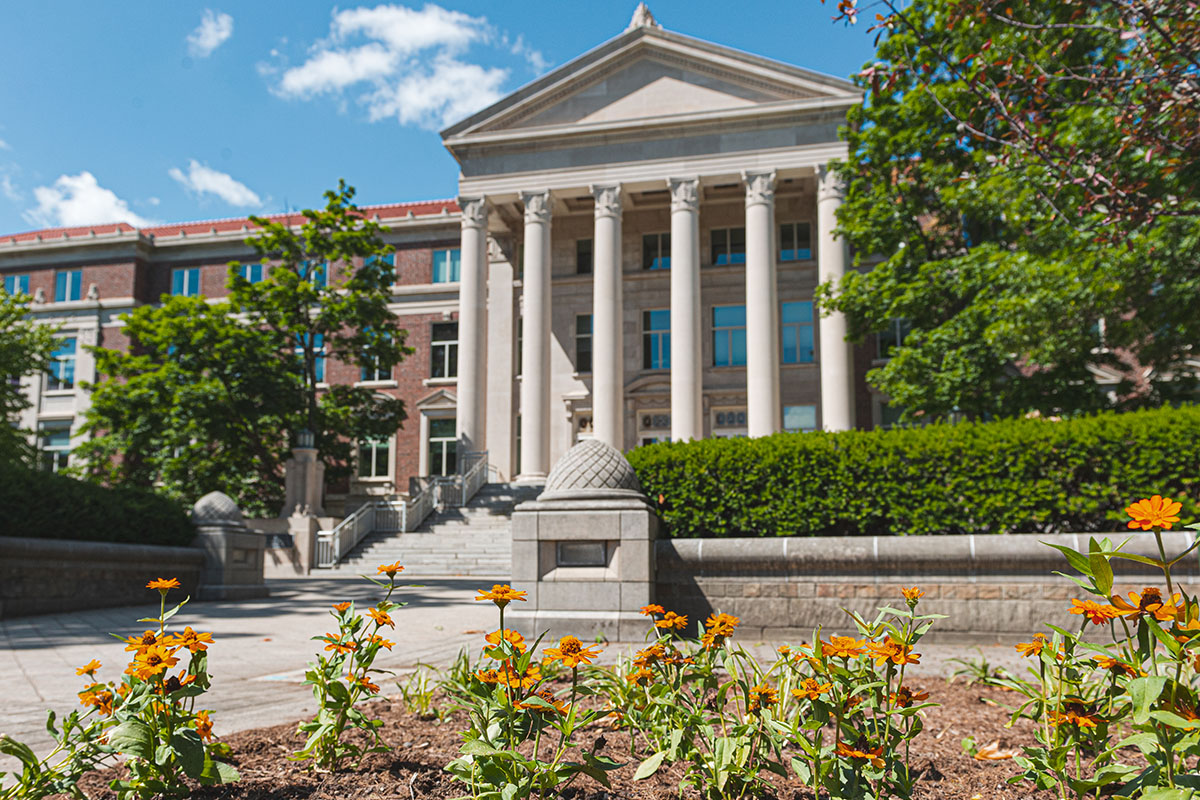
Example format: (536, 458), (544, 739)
(2, 199), (460, 244)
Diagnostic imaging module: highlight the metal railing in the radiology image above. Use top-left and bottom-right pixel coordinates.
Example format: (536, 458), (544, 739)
(315, 501), (377, 568)
(404, 484), (437, 531)
(435, 450), (488, 509)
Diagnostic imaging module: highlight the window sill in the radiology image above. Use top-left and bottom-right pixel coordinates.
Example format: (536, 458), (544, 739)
(42, 389), (75, 396)
(356, 380), (398, 389)
(423, 377), (458, 387)
(710, 365), (748, 372)
(781, 361), (818, 369)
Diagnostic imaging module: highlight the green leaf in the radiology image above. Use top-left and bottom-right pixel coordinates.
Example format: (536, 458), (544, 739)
(1089, 538), (1114, 595)
(634, 751), (667, 781)
(108, 719), (154, 761)
(460, 739), (507, 758)
(1127, 676), (1168, 725)
(1042, 542), (1094, 577)
(171, 729), (205, 778)
(0, 736), (39, 769)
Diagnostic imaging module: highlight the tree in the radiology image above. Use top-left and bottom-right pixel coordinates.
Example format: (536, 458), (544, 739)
(0, 290), (57, 466)
(78, 181), (413, 513)
(817, 0), (1200, 420)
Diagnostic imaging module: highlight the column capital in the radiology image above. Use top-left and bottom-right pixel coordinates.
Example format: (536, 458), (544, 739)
(521, 189), (552, 224)
(590, 184), (623, 219)
(667, 177), (699, 213)
(816, 164), (847, 203)
(459, 196), (488, 230)
(742, 169), (776, 207)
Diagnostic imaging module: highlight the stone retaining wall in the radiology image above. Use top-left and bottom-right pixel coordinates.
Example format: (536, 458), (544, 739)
(0, 537), (205, 618)
(655, 533), (1198, 643)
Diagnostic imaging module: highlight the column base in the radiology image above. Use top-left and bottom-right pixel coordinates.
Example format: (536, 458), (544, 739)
(514, 473), (547, 485)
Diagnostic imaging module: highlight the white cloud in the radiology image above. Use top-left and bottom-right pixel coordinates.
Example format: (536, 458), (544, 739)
(23, 172), (156, 228)
(187, 9), (233, 58)
(1, 175), (20, 203)
(272, 3), (519, 130)
(0, 138), (9, 151)
(168, 160), (261, 207)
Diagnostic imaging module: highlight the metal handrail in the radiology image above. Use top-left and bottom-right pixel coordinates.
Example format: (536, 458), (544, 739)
(315, 501), (376, 568)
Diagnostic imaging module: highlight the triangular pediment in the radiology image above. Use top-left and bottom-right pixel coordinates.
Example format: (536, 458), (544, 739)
(443, 24), (859, 140)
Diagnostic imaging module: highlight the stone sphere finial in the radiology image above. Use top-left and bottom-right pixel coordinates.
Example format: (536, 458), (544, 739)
(540, 439), (644, 501)
(191, 491), (244, 526)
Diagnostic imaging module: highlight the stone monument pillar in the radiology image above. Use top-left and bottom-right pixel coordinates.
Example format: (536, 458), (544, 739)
(282, 435), (324, 517)
(508, 439), (658, 642)
(191, 491), (269, 601)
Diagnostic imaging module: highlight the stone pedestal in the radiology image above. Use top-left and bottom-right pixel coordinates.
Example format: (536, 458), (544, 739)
(191, 491), (269, 601)
(282, 446), (325, 517)
(508, 439), (658, 642)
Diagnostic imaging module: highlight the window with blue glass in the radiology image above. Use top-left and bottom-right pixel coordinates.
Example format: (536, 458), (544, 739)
(300, 261), (327, 289)
(712, 305), (747, 367)
(3, 274), (29, 295)
(47, 337), (77, 391)
(783, 405), (817, 433)
(642, 232), (671, 270)
(642, 309), (671, 370)
(55, 269), (82, 302)
(171, 267), (200, 296)
(711, 227), (746, 266)
(432, 248), (461, 283)
(295, 334), (325, 383)
(779, 222), (813, 261)
(781, 301), (815, 364)
(240, 262), (263, 283)
(39, 420), (72, 473)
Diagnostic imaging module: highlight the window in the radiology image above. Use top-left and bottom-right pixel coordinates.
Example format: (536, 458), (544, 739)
(432, 248), (461, 283)
(428, 417), (457, 476)
(39, 421), (71, 473)
(876, 319), (912, 359)
(575, 314), (592, 373)
(431, 322), (458, 378)
(638, 411), (670, 446)
(711, 227), (746, 266)
(361, 336), (391, 382)
(357, 438), (392, 479)
(879, 402), (906, 429)
(300, 261), (327, 289)
(783, 405), (817, 432)
(642, 309), (671, 370)
(3, 274), (29, 295)
(781, 301), (815, 364)
(171, 267), (200, 296)
(712, 305), (747, 367)
(295, 334), (325, 383)
(55, 269), (82, 302)
(779, 222), (813, 261)
(642, 232), (671, 270)
(240, 262), (263, 283)
(47, 337), (77, 391)
(713, 408), (747, 438)
(516, 318), (523, 377)
(576, 239), (593, 275)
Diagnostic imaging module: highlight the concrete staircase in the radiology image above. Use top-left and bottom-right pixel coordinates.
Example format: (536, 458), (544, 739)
(328, 483), (541, 578)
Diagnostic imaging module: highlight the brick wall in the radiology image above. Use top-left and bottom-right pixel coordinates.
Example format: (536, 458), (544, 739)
(393, 311), (457, 487)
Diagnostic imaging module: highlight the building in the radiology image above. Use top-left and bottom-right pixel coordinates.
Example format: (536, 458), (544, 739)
(0, 6), (889, 507)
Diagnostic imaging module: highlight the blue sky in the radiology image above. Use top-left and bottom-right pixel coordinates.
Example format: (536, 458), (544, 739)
(0, 2), (877, 235)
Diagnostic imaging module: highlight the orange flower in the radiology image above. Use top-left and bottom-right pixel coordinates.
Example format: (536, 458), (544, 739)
(146, 578), (181, 592)
(76, 659), (102, 676)
(865, 638), (921, 667)
(475, 668), (501, 684)
(822, 635), (866, 659)
(124, 630), (160, 652)
(655, 611), (689, 631)
(747, 684), (778, 714)
(1094, 656), (1141, 678)
(332, 602), (352, 613)
(890, 685), (930, 708)
(497, 661), (542, 690)
(1126, 495), (1182, 531)
(901, 587), (925, 604)
(322, 634), (358, 655)
(835, 741), (884, 768)
(126, 645), (179, 680)
(516, 690), (569, 715)
(368, 634), (394, 651)
(639, 604), (665, 617)
(78, 685), (114, 715)
(475, 584), (527, 609)
(1049, 697), (1100, 729)
(792, 677), (832, 701)
(485, 628), (527, 654)
(1110, 587), (1181, 621)
(1069, 599), (1120, 626)
(777, 645), (791, 657)
(1015, 633), (1049, 658)
(195, 710), (214, 742)
(377, 562), (405, 578)
(543, 636), (602, 668)
(352, 674), (381, 694)
(366, 607), (395, 628)
(633, 644), (665, 668)
(627, 667), (655, 686)
(701, 613), (739, 649)
(173, 627), (214, 653)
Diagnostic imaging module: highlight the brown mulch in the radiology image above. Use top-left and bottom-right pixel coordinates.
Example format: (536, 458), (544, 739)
(73, 681), (1054, 799)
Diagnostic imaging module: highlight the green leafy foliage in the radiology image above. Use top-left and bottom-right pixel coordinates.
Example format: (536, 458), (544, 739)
(629, 406), (1200, 538)
(0, 460), (191, 545)
(0, 290), (57, 468)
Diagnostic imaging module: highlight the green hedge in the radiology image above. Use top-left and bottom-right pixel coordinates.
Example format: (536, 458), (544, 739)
(0, 461), (193, 546)
(628, 406), (1200, 538)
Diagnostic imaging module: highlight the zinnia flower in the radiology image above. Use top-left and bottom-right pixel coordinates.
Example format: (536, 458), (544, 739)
(126, 645), (179, 680)
(516, 690), (569, 714)
(890, 685), (930, 708)
(76, 659), (101, 676)
(322, 634), (357, 655)
(865, 638), (920, 667)
(1069, 598), (1119, 626)
(377, 562), (404, 578)
(352, 674), (381, 694)
(627, 667), (655, 686)
(369, 634), (394, 650)
(475, 584), (527, 609)
(173, 627), (214, 653)
(1015, 633), (1049, 658)
(1049, 697), (1100, 729)
(639, 604), (665, 616)
(655, 611), (689, 631)
(901, 587), (925, 605)
(332, 602), (352, 613)
(542, 636), (601, 668)
(146, 578), (181, 592)
(124, 630), (159, 652)
(366, 607), (395, 628)
(835, 740), (884, 768)
(1094, 656), (1141, 678)
(485, 628), (527, 654)
(633, 644), (665, 668)
(792, 677), (832, 701)
(747, 683), (778, 714)
(1110, 587), (1180, 621)
(822, 635), (866, 659)
(701, 613), (739, 649)
(195, 710), (214, 742)
(1126, 495), (1182, 531)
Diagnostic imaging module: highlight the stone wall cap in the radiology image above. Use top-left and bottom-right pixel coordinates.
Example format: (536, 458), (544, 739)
(516, 495), (655, 512)
(540, 439), (644, 497)
(191, 491), (245, 526)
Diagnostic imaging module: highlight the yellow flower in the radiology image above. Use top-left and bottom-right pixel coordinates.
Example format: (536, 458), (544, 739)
(126, 645), (180, 680)
(484, 628), (527, 654)
(655, 611), (689, 631)
(1069, 598), (1120, 626)
(865, 638), (921, 667)
(747, 683), (777, 714)
(792, 677), (832, 701)
(195, 710), (214, 742)
(76, 659), (102, 676)
(626, 667), (655, 686)
(146, 578), (181, 592)
(701, 613), (739, 649)
(542, 636), (602, 668)
(821, 635), (866, 659)
(377, 562), (404, 578)
(173, 627), (214, 653)
(1110, 587), (1180, 621)
(124, 630), (160, 652)
(475, 584), (527, 609)
(366, 607), (395, 628)
(1126, 495), (1182, 531)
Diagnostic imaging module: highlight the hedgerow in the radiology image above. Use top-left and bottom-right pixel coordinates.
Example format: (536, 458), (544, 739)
(0, 461), (193, 546)
(627, 405), (1200, 538)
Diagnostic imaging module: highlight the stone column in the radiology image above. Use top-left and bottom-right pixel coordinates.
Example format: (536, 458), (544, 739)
(456, 197), (489, 452)
(591, 184), (624, 450)
(519, 190), (552, 479)
(668, 177), (703, 442)
(817, 165), (855, 431)
(743, 169), (781, 437)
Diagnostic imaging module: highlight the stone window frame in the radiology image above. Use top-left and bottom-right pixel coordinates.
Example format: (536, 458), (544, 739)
(171, 267), (201, 297)
(712, 304), (748, 367)
(778, 221), (814, 262)
(39, 419), (72, 473)
(641, 231), (671, 270)
(46, 335), (77, 393)
(432, 248), (461, 284)
(780, 300), (815, 365)
(431, 321), (458, 379)
(55, 268), (82, 302)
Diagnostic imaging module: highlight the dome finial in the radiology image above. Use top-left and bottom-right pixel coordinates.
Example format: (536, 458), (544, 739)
(627, 3), (661, 31)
